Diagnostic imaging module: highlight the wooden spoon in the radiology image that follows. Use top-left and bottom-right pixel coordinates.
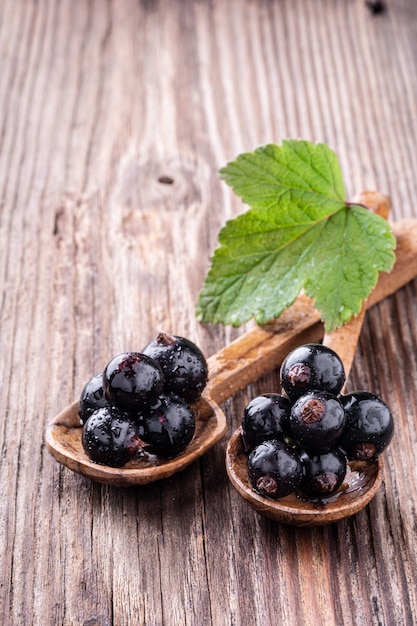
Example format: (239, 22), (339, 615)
(225, 192), (393, 525)
(46, 196), (417, 490)
(45, 395), (227, 487)
(226, 431), (383, 525)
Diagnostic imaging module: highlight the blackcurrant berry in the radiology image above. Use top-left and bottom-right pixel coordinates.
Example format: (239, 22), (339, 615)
(142, 332), (208, 403)
(247, 439), (303, 500)
(78, 373), (110, 425)
(280, 343), (346, 400)
(82, 406), (143, 467)
(141, 393), (196, 458)
(339, 391), (394, 460)
(103, 352), (164, 412)
(299, 447), (347, 498)
(242, 393), (291, 451)
(289, 390), (346, 451)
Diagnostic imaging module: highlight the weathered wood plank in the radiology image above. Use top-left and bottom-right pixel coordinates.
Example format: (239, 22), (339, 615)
(1, 0), (417, 625)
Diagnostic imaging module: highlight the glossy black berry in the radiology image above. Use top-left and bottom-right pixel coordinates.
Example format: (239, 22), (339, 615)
(289, 390), (346, 451)
(299, 448), (347, 498)
(142, 332), (208, 403)
(103, 352), (164, 412)
(247, 439), (303, 500)
(242, 393), (291, 451)
(339, 391), (394, 460)
(141, 393), (196, 458)
(82, 406), (143, 467)
(280, 343), (346, 400)
(78, 373), (110, 425)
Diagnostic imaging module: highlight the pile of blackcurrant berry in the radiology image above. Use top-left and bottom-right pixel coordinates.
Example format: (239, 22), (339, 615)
(78, 332), (208, 467)
(243, 344), (394, 501)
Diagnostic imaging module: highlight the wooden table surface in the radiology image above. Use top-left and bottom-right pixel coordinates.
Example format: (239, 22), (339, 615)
(1, 1), (417, 625)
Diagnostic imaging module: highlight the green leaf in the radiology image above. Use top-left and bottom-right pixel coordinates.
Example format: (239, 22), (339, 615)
(196, 140), (396, 331)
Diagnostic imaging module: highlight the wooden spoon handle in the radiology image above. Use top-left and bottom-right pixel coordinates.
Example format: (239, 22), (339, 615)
(322, 191), (390, 381)
(206, 198), (417, 404)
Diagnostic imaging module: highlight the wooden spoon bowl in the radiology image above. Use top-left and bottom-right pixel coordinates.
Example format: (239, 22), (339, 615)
(45, 395), (226, 487)
(226, 427), (383, 526)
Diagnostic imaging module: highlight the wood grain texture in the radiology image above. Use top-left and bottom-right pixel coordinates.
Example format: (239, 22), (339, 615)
(1, 1), (417, 625)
